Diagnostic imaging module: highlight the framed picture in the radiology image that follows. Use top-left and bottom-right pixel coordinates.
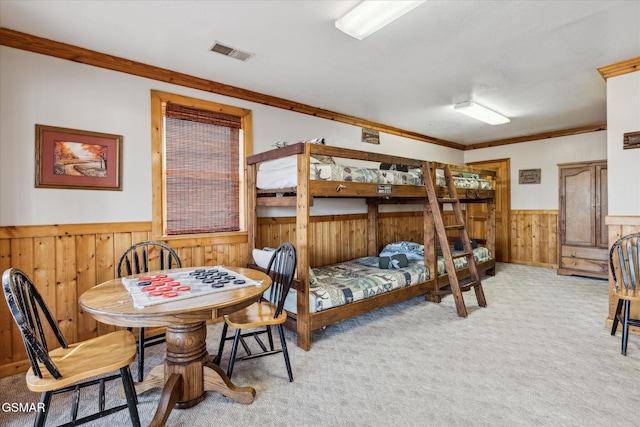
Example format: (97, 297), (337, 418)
(35, 124), (122, 190)
(623, 131), (640, 150)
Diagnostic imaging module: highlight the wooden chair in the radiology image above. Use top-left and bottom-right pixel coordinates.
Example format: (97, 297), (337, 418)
(216, 242), (296, 382)
(609, 232), (640, 355)
(2, 268), (140, 427)
(117, 241), (182, 381)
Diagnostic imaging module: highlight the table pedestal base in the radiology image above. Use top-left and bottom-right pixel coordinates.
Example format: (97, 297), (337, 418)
(133, 321), (255, 427)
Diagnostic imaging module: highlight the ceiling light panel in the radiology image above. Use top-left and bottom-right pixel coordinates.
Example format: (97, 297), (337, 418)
(335, 0), (426, 40)
(453, 101), (510, 126)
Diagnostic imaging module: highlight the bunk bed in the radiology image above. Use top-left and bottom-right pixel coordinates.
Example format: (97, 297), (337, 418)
(246, 142), (496, 351)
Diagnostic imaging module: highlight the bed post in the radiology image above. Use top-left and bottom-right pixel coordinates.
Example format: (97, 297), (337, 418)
(486, 197), (497, 275)
(423, 162), (439, 300)
(246, 162), (257, 262)
(367, 200), (379, 256)
(296, 144), (312, 351)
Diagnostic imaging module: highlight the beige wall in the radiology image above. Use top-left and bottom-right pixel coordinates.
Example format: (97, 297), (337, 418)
(0, 46), (462, 227)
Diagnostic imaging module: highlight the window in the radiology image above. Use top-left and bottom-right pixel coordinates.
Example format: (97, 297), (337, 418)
(151, 91), (251, 238)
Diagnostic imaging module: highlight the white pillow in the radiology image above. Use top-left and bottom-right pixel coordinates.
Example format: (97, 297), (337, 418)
(252, 248), (274, 269)
(258, 155), (322, 171)
(258, 157), (297, 171)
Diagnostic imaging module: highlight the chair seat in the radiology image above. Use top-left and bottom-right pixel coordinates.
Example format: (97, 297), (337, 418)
(225, 301), (288, 329)
(26, 330), (137, 392)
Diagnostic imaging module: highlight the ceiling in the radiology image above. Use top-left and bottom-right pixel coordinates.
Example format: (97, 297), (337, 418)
(1, 1), (639, 146)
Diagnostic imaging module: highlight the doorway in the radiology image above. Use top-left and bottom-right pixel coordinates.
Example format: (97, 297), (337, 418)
(465, 158), (511, 263)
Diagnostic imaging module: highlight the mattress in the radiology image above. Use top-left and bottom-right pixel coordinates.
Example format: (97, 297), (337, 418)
(256, 158), (492, 190)
(273, 246), (492, 315)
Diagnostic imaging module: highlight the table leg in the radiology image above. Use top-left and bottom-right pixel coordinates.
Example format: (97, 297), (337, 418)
(149, 373), (183, 427)
(146, 321), (255, 426)
(133, 363), (166, 395)
(203, 361), (255, 404)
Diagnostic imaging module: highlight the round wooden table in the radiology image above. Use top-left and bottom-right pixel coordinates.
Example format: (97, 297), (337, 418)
(79, 266), (271, 427)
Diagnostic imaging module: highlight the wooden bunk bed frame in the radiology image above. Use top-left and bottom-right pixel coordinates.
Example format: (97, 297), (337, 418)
(246, 142), (496, 351)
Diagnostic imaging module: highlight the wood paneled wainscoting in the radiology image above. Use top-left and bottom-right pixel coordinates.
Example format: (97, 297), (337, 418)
(256, 211), (459, 267)
(0, 210), (527, 376)
(0, 222), (249, 377)
(0, 213), (446, 377)
(509, 210), (559, 268)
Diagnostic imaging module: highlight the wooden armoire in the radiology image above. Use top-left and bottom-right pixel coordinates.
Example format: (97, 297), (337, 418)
(557, 160), (608, 279)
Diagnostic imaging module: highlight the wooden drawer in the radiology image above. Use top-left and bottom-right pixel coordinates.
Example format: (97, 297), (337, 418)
(560, 256), (608, 275)
(561, 245), (607, 261)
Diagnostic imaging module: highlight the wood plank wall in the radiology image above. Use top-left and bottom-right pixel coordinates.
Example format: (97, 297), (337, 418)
(1, 210), (557, 376)
(0, 222), (248, 377)
(509, 210), (558, 268)
(256, 211), (457, 267)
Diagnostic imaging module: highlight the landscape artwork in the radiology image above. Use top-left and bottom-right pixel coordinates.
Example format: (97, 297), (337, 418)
(54, 141), (108, 177)
(36, 124), (122, 190)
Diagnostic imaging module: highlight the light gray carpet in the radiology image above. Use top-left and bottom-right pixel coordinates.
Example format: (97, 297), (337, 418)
(1, 263), (639, 427)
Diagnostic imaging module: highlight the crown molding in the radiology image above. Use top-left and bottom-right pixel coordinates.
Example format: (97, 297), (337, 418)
(464, 123), (607, 150)
(0, 27), (461, 150)
(598, 56), (640, 80)
(0, 27), (610, 152)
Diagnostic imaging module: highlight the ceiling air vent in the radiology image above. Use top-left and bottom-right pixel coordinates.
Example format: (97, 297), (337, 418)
(209, 42), (254, 62)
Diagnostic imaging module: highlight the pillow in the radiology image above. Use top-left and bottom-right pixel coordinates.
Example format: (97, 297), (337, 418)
(379, 241), (424, 261)
(302, 137), (335, 165)
(309, 268), (319, 288)
(380, 163), (409, 172)
(379, 253), (409, 269)
(459, 172), (479, 179)
(311, 154), (335, 164)
(258, 156), (298, 171)
(453, 239), (478, 250)
(252, 248), (275, 269)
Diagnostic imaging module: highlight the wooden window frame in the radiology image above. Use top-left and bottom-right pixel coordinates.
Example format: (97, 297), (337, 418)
(150, 90), (252, 242)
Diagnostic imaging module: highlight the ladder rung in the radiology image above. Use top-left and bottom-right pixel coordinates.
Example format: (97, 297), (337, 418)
(459, 280), (482, 291)
(444, 225), (465, 231)
(438, 198), (459, 203)
(453, 251), (473, 259)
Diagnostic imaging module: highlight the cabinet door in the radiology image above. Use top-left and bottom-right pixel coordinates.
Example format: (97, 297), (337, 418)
(560, 166), (596, 247)
(596, 164), (608, 248)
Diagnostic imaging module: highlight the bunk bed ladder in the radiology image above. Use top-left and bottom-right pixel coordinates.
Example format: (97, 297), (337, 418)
(423, 163), (487, 317)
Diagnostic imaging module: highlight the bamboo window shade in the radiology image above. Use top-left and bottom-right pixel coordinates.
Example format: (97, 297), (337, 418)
(164, 102), (241, 235)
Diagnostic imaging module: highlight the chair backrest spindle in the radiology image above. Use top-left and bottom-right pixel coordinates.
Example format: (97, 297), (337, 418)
(2, 268), (67, 379)
(610, 233), (640, 295)
(117, 241), (182, 278)
(265, 243), (296, 318)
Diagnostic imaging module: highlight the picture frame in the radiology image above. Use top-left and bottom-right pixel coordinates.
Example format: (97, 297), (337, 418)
(623, 131), (640, 150)
(35, 124), (122, 190)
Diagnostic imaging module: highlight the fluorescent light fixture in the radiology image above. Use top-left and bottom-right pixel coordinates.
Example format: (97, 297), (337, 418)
(335, 0), (426, 40)
(453, 101), (510, 125)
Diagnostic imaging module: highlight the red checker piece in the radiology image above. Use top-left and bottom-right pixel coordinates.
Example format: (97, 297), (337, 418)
(160, 277), (174, 282)
(158, 286), (173, 293)
(149, 290), (164, 297)
(163, 291), (179, 298)
(176, 285), (191, 292)
(166, 281), (180, 288)
(139, 276), (153, 282)
(141, 285), (157, 292)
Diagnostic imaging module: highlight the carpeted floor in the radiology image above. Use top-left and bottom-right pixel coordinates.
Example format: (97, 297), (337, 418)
(1, 263), (638, 427)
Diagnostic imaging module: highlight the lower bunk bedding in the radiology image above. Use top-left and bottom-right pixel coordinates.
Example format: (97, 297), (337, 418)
(260, 245), (492, 315)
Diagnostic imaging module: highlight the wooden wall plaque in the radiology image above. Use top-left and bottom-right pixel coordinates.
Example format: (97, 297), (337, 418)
(519, 169), (541, 184)
(623, 131), (640, 150)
